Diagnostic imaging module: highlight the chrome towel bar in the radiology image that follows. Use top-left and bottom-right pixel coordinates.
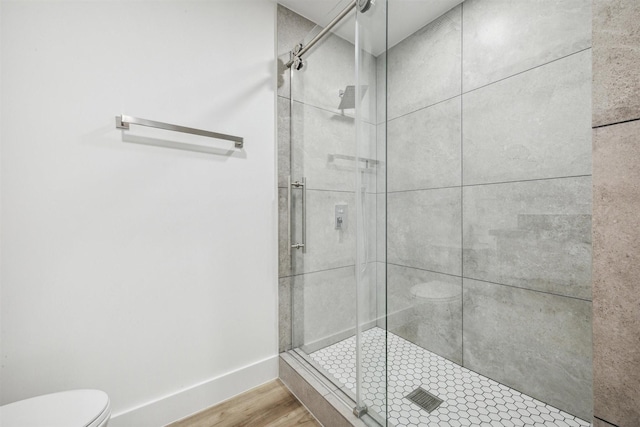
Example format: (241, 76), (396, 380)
(116, 115), (243, 149)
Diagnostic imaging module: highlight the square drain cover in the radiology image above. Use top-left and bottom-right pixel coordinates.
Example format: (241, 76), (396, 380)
(406, 387), (443, 413)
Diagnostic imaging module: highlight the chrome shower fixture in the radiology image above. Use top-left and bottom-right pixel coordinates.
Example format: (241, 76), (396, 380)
(338, 85), (368, 110)
(286, 0), (373, 70)
(291, 44), (304, 70)
(357, 0), (373, 13)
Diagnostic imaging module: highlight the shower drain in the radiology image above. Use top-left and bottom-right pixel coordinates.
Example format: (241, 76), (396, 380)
(405, 387), (444, 413)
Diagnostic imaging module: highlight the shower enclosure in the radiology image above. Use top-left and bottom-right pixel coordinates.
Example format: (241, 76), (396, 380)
(278, 0), (593, 425)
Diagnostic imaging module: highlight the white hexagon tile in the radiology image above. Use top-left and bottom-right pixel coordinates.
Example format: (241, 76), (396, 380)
(310, 328), (591, 427)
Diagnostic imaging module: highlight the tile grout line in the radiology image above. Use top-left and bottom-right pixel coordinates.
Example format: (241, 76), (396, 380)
(387, 94), (461, 123)
(383, 174), (593, 195)
(460, 174), (593, 188)
(280, 173), (593, 194)
(592, 116), (640, 129)
(386, 47), (592, 124)
(593, 415), (621, 427)
(462, 46), (593, 95)
(387, 262), (462, 279)
(278, 185), (378, 196)
(280, 263), (356, 279)
(287, 98), (379, 127)
(462, 276), (593, 303)
(386, 261), (592, 303)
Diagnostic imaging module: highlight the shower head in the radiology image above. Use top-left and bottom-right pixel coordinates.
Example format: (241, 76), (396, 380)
(338, 85), (368, 110)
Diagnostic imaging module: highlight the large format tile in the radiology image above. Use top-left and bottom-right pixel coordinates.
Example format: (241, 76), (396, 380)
(375, 123), (386, 195)
(291, 100), (353, 191)
(593, 121), (640, 426)
(291, 190), (355, 275)
(279, 277), (291, 353)
(463, 177), (592, 300)
(463, 50), (592, 185)
(278, 188), (291, 277)
(289, 190), (378, 275)
(277, 5), (315, 57)
(362, 192), (380, 276)
(386, 264), (462, 364)
(375, 261), (386, 327)
(462, 0), (591, 91)
(375, 52), (386, 126)
(277, 96), (290, 189)
(387, 188), (461, 276)
(355, 47), (379, 125)
(387, 5), (461, 120)
(277, 5), (316, 99)
(375, 193), (385, 263)
(291, 31), (376, 120)
(593, 0), (640, 127)
(388, 96), (461, 192)
(463, 278), (593, 420)
(291, 266), (366, 351)
(291, 101), (377, 192)
(593, 417), (616, 427)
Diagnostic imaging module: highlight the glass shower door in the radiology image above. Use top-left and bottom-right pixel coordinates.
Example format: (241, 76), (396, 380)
(286, 0), (388, 424)
(354, 0), (388, 422)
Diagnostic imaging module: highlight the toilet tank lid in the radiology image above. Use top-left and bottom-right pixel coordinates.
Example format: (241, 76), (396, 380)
(0, 389), (110, 427)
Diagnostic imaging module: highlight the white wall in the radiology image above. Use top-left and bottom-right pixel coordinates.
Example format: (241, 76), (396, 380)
(0, 1), (278, 425)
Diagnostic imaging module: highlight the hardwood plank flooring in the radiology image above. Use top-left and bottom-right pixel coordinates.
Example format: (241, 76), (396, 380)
(167, 380), (322, 427)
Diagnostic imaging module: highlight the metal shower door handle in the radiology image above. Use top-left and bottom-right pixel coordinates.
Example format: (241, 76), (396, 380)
(288, 177), (306, 254)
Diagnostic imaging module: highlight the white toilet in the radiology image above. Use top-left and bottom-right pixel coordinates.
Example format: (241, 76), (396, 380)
(0, 389), (110, 427)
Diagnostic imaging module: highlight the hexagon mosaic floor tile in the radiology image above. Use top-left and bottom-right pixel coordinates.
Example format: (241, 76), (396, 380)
(309, 327), (591, 427)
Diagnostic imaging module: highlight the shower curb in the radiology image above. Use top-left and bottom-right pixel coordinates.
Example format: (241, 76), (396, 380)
(279, 353), (370, 427)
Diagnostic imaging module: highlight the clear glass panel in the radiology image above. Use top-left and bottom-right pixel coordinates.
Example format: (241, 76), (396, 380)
(286, 0), (389, 424)
(288, 0), (360, 415)
(355, 0), (388, 423)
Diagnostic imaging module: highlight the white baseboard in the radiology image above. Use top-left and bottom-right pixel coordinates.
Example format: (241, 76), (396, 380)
(109, 355), (279, 427)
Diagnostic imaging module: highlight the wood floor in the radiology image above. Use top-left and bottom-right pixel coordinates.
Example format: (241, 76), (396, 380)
(167, 380), (322, 427)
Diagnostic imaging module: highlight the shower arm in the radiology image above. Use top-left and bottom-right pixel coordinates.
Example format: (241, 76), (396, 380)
(285, 0), (357, 69)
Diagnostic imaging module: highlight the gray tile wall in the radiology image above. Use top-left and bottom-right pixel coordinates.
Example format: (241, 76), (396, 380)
(592, 1), (640, 425)
(463, 278), (593, 419)
(592, 0), (640, 128)
(384, 0), (593, 420)
(386, 264), (463, 364)
(462, 0), (591, 92)
(387, 6), (461, 120)
(462, 50), (592, 184)
(462, 177), (592, 300)
(387, 188), (462, 275)
(593, 121), (640, 427)
(387, 97), (461, 192)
